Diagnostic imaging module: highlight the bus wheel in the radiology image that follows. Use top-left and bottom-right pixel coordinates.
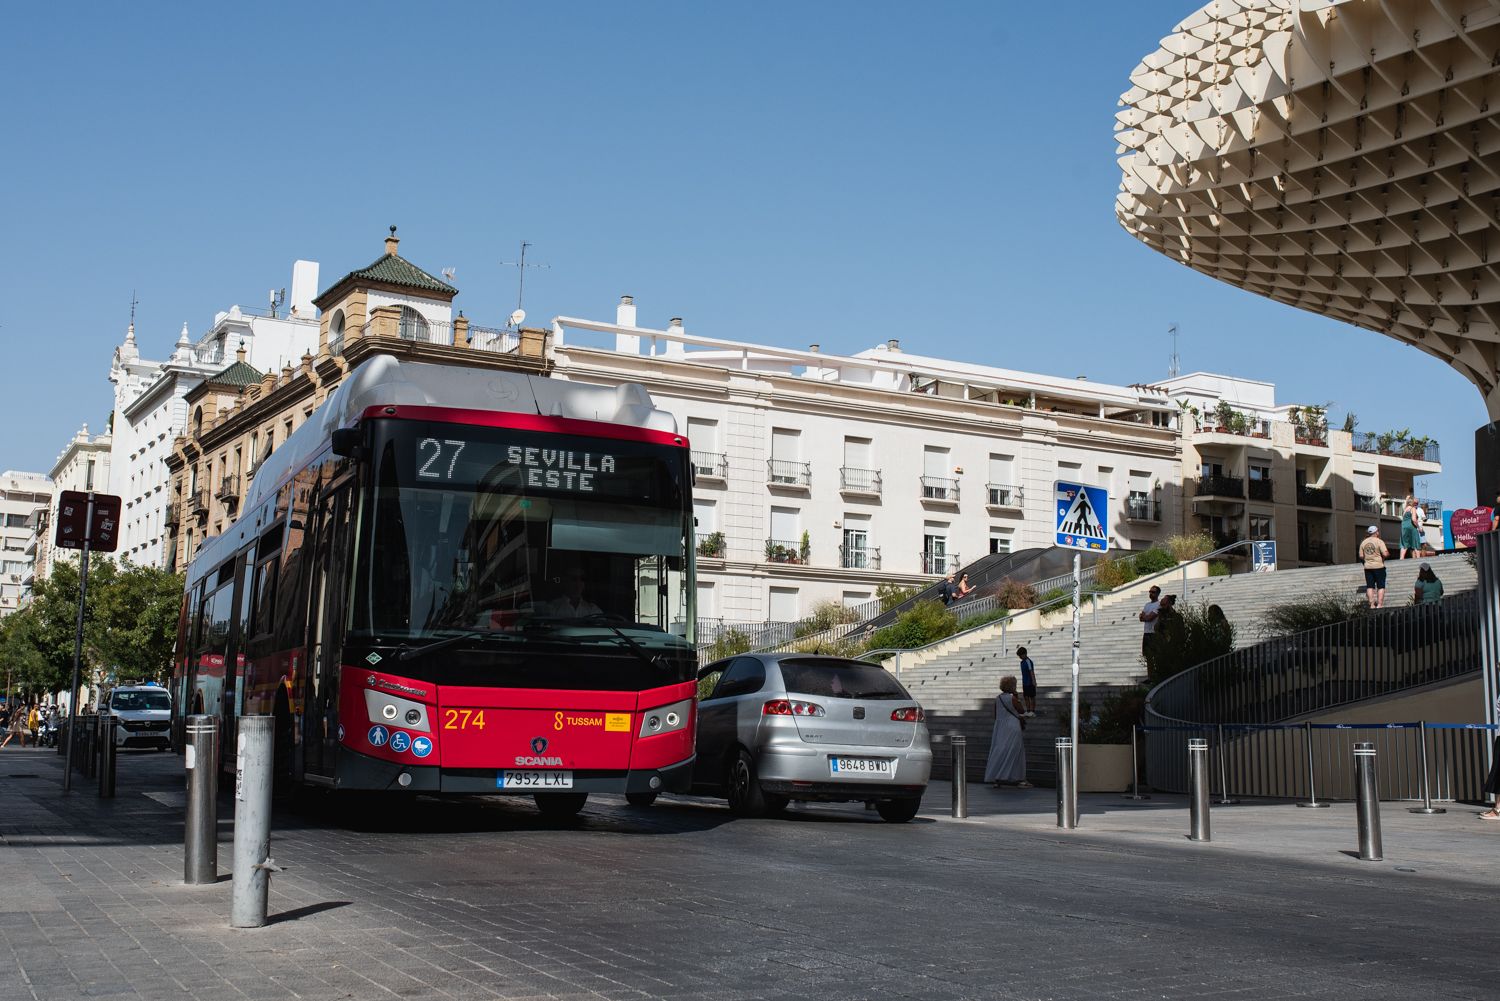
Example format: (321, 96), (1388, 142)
(534, 792), (588, 818)
(625, 792), (658, 808)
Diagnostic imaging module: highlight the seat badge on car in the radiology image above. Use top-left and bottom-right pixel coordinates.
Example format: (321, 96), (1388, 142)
(853, 706), (865, 720)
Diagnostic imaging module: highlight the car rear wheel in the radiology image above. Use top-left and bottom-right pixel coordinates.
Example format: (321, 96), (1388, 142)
(726, 749), (787, 817)
(534, 792), (588, 818)
(625, 792), (658, 807)
(875, 798), (921, 823)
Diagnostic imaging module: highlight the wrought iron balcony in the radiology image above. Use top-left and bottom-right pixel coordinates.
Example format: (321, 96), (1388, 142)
(1351, 431), (1440, 463)
(839, 467), (883, 496)
(921, 551), (959, 574)
(1247, 478), (1273, 502)
(985, 483), (1022, 508)
(190, 489), (210, 517)
(1198, 474), (1244, 498)
(764, 538), (807, 564)
(691, 451), (727, 480)
(164, 506), (181, 531)
(1297, 485), (1332, 509)
(766, 459), (811, 488)
(1354, 492), (1381, 515)
(216, 474), (241, 502)
(839, 545), (880, 570)
(920, 476), (959, 502)
(1125, 496), (1160, 523)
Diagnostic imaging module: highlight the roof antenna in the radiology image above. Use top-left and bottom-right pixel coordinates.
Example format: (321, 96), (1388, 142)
(500, 241), (550, 328)
(1168, 323), (1180, 378)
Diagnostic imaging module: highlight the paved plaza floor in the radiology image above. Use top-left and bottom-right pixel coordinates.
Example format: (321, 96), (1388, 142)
(0, 746), (1495, 1000)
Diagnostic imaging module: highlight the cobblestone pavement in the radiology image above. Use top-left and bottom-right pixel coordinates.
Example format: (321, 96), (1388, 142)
(0, 747), (1495, 1001)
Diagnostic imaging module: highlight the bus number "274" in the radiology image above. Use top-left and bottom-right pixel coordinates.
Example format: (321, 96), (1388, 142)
(443, 709), (487, 730)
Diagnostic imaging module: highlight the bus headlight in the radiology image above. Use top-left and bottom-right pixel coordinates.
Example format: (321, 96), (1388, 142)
(638, 699), (692, 738)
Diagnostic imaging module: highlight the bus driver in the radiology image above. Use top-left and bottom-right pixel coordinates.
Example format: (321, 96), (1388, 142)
(543, 567), (603, 619)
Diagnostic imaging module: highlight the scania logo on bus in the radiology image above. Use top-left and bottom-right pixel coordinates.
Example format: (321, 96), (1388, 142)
(515, 736), (564, 767)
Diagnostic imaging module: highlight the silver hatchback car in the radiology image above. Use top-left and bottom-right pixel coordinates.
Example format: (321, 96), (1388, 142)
(692, 654), (932, 822)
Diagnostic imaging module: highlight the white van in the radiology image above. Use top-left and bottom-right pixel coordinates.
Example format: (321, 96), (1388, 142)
(106, 686), (172, 750)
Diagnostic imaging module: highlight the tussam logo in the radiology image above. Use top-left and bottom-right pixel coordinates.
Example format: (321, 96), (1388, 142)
(515, 735), (563, 767)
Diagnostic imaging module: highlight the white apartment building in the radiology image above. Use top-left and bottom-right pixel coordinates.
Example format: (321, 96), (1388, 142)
(29, 425), (113, 585)
(550, 300), (1183, 624)
(1, 471), (52, 617)
(107, 261), (322, 566)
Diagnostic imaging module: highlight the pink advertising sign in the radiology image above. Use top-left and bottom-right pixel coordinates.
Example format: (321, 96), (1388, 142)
(1450, 507), (1493, 548)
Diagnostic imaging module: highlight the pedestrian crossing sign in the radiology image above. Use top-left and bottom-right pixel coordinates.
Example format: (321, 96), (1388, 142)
(1055, 481), (1109, 552)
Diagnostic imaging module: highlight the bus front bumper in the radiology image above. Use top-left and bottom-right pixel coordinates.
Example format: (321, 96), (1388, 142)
(335, 746), (695, 796)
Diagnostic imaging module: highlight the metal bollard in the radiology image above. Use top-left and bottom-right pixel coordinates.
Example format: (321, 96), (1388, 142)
(950, 735), (968, 819)
(1214, 724), (1240, 805)
(184, 715), (220, 886)
(1122, 725), (1149, 800)
(1188, 737), (1211, 842)
(1353, 742), (1383, 861)
(1296, 719), (1329, 808)
(1055, 737), (1077, 829)
(97, 713), (117, 799)
(231, 716), (278, 928)
(85, 718), (98, 779)
(1407, 720), (1446, 815)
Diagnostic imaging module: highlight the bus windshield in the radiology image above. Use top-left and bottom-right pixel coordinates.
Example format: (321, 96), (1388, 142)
(351, 421), (695, 685)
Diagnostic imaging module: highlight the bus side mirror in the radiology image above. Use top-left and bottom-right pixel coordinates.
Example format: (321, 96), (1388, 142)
(331, 427), (362, 458)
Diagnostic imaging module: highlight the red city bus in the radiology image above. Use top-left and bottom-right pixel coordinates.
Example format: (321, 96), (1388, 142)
(171, 357), (698, 816)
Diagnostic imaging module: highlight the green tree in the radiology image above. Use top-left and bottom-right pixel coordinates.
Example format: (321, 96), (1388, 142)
(94, 563), (185, 682)
(0, 609), (58, 699)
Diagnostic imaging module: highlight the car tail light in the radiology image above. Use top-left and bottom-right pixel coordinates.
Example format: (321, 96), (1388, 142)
(890, 707), (925, 722)
(763, 699), (825, 717)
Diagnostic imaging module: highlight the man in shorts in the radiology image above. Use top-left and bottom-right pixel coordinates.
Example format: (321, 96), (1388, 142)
(1359, 525), (1389, 609)
(1017, 646), (1037, 716)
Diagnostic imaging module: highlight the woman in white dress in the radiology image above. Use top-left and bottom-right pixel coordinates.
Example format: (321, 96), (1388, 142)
(983, 675), (1030, 788)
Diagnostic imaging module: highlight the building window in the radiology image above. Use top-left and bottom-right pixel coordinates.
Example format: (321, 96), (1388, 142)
(1249, 515), (1273, 540)
(398, 306), (430, 342)
(85, 459), (96, 491)
(328, 309), (346, 356)
(989, 527), (1013, 555)
(922, 522), (950, 573)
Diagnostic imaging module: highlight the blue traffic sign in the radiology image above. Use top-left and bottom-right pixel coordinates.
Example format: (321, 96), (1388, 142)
(1055, 481), (1110, 552)
(367, 725), (389, 748)
(411, 735), (433, 758)
(390, 731), (412, 753)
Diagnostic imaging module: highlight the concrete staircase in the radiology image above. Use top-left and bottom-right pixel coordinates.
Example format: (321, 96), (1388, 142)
(902, 552), (1477, 784)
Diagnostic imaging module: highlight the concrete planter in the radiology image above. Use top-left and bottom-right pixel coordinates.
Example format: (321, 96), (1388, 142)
(1079, 743), (1134, 792)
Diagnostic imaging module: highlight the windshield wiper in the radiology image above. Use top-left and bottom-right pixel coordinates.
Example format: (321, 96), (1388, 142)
(395, 630), (518, 662)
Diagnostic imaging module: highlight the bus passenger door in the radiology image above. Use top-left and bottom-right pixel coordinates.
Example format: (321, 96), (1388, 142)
(305, 487), (350, 779)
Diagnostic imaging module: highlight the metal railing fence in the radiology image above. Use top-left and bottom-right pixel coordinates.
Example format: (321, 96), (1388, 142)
(1142, 721), (1495, 802)
(1147, 593), (1480, 727)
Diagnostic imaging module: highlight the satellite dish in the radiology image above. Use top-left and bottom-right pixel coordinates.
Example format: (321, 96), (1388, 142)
(509, 309), (526, 328)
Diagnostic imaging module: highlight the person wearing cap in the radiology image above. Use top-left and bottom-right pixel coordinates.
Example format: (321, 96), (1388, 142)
(1359, 525), (1390, 609)
(1413, 562), (1444, 604)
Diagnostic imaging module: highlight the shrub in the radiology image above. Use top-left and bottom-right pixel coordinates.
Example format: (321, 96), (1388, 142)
(1145, 602), (1235, 685)
(995, 579), (1038, 609)
(1059, 687), (1147, 744)
(865, 600), (957, 651)
(1167, 533), (1215, 562)
(794, 599), (860, 638)
(1261, 592), (1367, 637)
(957, 607), (1011, 632)
(1133, 547), (1175, 575)
(876, 582), (919, 613)
(787, 635), (861, 657)
(1092, 555), (1139, 590)
(1207, 560), (1231, 577)
(1037, 586), (1073, 608)
(704, 627), (751, 662)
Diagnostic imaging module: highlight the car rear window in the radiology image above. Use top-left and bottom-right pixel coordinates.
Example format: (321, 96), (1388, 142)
(777, 659), (912, 700)
(111, 691), (171, 711)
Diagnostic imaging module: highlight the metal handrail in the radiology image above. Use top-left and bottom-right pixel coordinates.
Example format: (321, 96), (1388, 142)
(1146, 590), (1480, 728)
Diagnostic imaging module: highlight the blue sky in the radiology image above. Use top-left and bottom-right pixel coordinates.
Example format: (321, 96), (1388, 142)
(0, 2), (1478, 507)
